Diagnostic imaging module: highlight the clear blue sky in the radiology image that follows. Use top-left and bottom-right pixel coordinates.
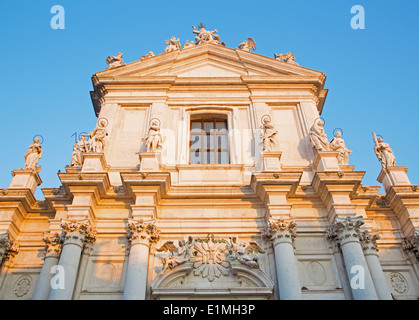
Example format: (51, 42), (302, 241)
(1, 0), (418, 199)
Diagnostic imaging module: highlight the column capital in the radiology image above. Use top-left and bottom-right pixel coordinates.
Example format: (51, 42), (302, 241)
(0, 233), (19, 266)
(263, 217), (297, 245)
(401, 229), (419, 261)
(327, 216), (364, 246)
(127, 219), (160, 247)
(60, 219), (96, 248)
(359, 231), (380, 256)
(43, 233), (64, 258)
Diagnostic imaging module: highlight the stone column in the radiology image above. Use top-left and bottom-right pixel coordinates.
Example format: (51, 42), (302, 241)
(359, 231), (392, 300)
(123, 219), (159, 300)
(32, 233), (63, 300)
(48, 219), (96, 300)
(72, 241), (95, 300)
(328, 216), (378, 300)
(263, 217), (302, 300)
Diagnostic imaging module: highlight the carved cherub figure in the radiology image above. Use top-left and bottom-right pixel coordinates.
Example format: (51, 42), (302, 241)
(238, 38), (256, 52)
(274, 52), (299, 65)
(141, 51), (155, 60)
(106, 52), (124, 69)
(183, 40), (195, 49)
(24, 138), (43, 171)
(157, 236), (195, 271)
(227, 236), (265, 269)
(165, 36), (181, 53)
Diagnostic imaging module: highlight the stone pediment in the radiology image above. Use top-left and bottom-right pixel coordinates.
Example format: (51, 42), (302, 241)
(95, 43), (324, 79)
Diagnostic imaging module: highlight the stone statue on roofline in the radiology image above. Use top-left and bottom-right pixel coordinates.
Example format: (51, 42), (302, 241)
(106, 52), (124, 69)
(82, 118), (109, 154)
(329, 129), (352, 165)
(309, 118), (329, 151)
(373, 132), (396, 169)
(70, 135), (88, 167)
(274, 52), (299, 65)
(238, 38), (256, 52)
(192, 23), (224, 46)
(164, 36), (182, 53)
(24, 137), (43, 172)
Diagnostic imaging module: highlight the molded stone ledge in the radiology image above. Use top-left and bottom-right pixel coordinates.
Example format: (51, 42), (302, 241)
(175, 164), (245, 186)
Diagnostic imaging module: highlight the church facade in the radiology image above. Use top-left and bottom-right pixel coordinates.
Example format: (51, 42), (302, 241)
(0, 27), (418, 300)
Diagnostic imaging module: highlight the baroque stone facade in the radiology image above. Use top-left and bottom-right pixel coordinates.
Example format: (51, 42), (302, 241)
(0, 27), (419, 300)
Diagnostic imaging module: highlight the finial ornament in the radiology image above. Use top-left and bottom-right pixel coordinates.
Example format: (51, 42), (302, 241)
(106, 52), (124, 69)
(373, 132), (396, 169)
(238, 38), (256, 52)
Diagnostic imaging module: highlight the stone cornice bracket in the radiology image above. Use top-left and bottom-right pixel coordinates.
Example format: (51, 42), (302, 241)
(60, 219), (96, 248)
(262, 217), (297, 246)
(359, 231), (380, 256)
(127, 219), (160, 247)
(0, 233), (20, 266)
(327, 216), (364, 247)
(43, 232), (64, 259)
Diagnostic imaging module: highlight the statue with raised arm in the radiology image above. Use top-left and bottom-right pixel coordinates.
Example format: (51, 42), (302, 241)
(238, 38), (256, 52)
(24, 138), (43, 171)
(157, 236), (195, 271)
(142, 119), (162, 153)
(106, 52), (124, 69)
(164, 36), (182, 53)
(192, 24), (223, 45)
(329, 130), (352, 165)
(260, 116), (278, 152)
(309, 118), (329, 151)
(373, 132), (396, 168)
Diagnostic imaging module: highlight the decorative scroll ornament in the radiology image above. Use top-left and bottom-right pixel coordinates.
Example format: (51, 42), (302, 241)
(106, 52), (124, 69)
(390, 272), (408, 294)
(274, 52), (299, 65)
(14, 275), (32, 298)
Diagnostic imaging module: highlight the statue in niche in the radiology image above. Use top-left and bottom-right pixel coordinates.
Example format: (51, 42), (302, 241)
(260, 115), (278, 152)
(238, 38), (256, 52)
(274, 52), (299, 65)
(329, 130), (352, 165)
(373, 132), (396, 168)
(227, 236), (265, 269)
(106, 52), (124, 69)
(192, 24), (224, 45)
(157, 236), (195, 271)
(164, 36), (182, 53)
(84, 118), (108, 153)
(142, 119), (162, 152)
(183, 40), (195, 49)
(24, 137), (43, 171)
(70, 135), (88, 167)
(309, 118), (330, 151)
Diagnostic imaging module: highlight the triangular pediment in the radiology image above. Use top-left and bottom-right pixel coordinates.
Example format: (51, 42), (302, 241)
(95, 43), (323, 79)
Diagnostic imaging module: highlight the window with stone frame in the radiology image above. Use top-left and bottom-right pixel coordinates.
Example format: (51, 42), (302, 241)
(190, 117), (229, 164)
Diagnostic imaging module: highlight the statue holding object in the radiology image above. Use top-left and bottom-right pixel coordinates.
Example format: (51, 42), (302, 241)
(373, 132), (396, 169)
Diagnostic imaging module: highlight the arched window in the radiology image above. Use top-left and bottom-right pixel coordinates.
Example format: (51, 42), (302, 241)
(190, 115), (229, 164)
